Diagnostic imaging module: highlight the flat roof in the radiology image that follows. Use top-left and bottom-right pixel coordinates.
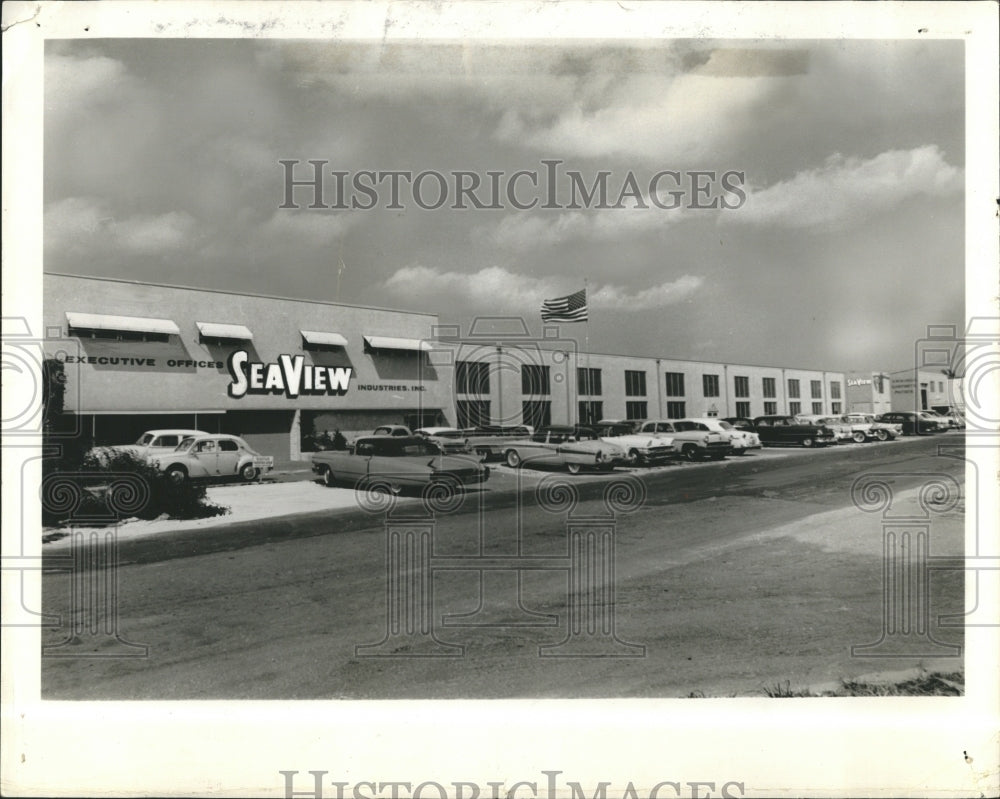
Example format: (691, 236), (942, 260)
(45, 271), (439, 319)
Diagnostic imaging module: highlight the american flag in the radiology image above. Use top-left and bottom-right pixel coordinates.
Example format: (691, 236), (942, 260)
(540, 288), (588, 323)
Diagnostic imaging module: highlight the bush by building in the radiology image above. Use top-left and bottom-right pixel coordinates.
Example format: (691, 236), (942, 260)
(42, 447), (228, 527)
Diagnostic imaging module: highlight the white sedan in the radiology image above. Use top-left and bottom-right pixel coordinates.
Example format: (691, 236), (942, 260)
(676, 417), (761, 455)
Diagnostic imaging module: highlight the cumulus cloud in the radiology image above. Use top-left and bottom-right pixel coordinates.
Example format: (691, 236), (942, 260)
(45, 197), (197, 256)
(258, 210), (357, 246)
(45, 54), (133, 116)
(729, 145), (963, 230)
(383, 265), (702, 312)
(481, 196), (689, 251)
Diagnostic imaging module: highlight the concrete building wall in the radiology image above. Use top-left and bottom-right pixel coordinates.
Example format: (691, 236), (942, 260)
(44, 273), (451, 459)
(450, 345), (846, 427)
(845, 372), (893, 414)
(889, 368), (952, 412)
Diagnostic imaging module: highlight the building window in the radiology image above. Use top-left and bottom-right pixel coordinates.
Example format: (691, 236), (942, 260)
(788, 379), (800, 399)
(764, 401), (777, 415)
(938, 381), (944, 392)
(811, 380), (822, 399)
(578, 401), (603, 425)
(625, 370), (647, 397)
(830, 381), (841, 399)
(734, 376), (750, 398)
(702, 374), (720, 397)
(665, 372), (685, 397)
(831, 402), (842, 414)
(812, 402), (823, 414)
(625, 400), (647, 420)
(521, 364), (550, 395)
(456, 361), (491, 395)
(666, 401), (686, 419)
(789, 401), (801, 415)
(522, 400), (551, 429)
(762, 377), (776, 398)
(735, 401), (751, 418)
(456, 400), (491, 428)
(577, 367), (602, 396)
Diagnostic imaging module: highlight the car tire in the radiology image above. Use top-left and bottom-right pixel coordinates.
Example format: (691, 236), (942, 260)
(801, 437), (814, 448)
(505, 450), (521, 469)
(567, 462), (582, 475)
(732, 447), (746, 456)
(682, 444), (700, 462)
(875, 429), (889, 442)
(322, 467), (337, 487)
(852, 431), (867, 444)
(240, 463), (259, 482)
(627, 449), (644, 467)
(165, 465), (188, 484)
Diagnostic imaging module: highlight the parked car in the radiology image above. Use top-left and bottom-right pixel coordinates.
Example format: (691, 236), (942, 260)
(635, 419), (732, 461)
(588, 421), (676, 466)
(677, 417), (761, 455)
(502, 425), (625, 474)
(748, 415), (837, 447)
(371, 424), (414, 437)
(797, 414), (854, 443)
(931, 405), (965, 429)
(874, 411), (939, 436)
(917, 411), (952, 432)
(462, 425), (533, 461)
(311, 435), (489, 492)
(150, 434), (274, 483)
(116, 429), (207, 460)
(414, 426), (474, 455)
(841, 413), (902, 442)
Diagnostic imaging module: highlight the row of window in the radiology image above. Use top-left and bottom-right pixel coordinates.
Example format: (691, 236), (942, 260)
(457, 361), (844, 402)
(455, 399), (844, 428)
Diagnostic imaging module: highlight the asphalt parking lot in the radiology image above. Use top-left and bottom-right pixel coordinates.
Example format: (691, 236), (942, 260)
(41, 432), (965, 700)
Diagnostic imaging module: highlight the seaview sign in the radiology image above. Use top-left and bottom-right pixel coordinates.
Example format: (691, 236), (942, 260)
(227, 350), (352, 398)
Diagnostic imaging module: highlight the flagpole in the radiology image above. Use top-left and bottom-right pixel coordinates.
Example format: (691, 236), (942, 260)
(584, 277), (590, 426)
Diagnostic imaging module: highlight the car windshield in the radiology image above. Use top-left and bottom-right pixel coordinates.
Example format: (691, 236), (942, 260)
(136, 433), (154, 445)
(176, 436), (197, 451)
(398, 441), (441, 456)
(717, 421), (733, 430)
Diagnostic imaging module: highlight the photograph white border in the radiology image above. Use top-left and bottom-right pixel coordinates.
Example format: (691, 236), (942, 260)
(2, 2), (998, 796)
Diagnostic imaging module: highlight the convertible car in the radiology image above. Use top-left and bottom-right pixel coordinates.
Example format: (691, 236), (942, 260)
(311, 435), (489, 492)
(501, 425), (626, 474)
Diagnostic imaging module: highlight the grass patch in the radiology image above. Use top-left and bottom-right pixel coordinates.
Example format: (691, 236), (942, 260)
(759, 671), (964, 697)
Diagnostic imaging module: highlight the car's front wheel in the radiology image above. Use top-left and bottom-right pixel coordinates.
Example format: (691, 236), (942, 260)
(567, 462), (582, 475)
(165, 465), (188, 484)
(321, 466), (337, 487)
(852, 431), (867, 444)
(682, 444), (700, 461)
(801, 437), (814, 448)
(240, 463), (259, 482)
(505, 450), (522, 469)
(627, 449), (644, 467)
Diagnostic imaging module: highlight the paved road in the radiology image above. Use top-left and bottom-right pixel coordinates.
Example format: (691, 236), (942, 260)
(41, 435), (966, 698)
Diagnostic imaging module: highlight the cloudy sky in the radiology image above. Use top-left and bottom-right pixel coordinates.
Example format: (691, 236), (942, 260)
(45, 38), (964, 371)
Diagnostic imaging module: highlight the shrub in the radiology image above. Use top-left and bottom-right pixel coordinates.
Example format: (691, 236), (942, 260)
(42, 448), (228, 526)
